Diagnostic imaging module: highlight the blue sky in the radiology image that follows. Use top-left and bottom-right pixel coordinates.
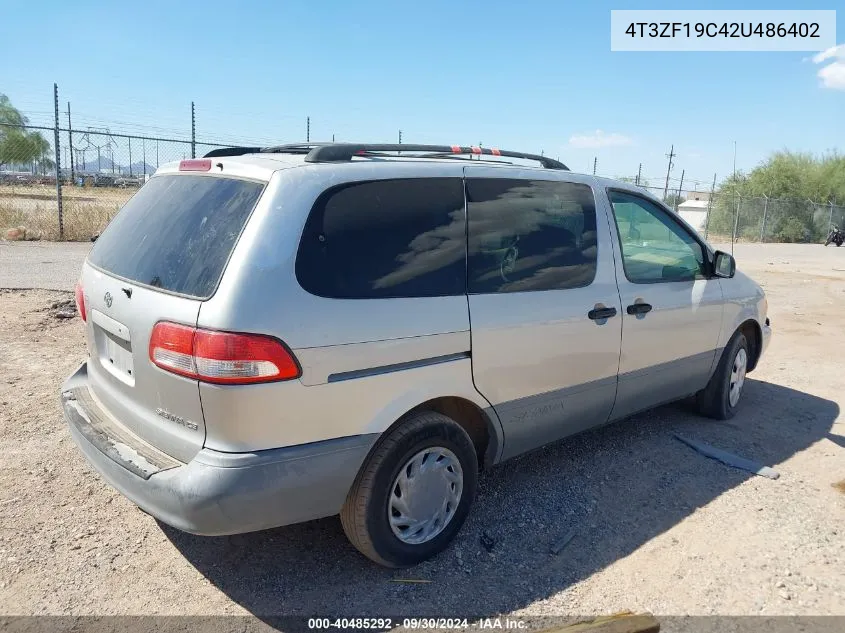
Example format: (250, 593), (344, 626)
(1, 0), (842, 190)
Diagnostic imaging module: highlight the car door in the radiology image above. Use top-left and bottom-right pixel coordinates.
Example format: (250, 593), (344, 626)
(606, 189), (724, 421)
(465, 166), (622, 460)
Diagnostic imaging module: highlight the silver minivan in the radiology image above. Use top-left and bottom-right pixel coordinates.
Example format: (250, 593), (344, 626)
(62, 143), (771, 567)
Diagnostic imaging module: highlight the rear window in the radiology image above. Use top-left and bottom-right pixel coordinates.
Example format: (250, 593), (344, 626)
(88, 174), (264, 298)
(295, 178), (466, 299)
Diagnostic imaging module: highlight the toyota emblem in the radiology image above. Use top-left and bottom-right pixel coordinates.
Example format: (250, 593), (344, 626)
(104, 291), (113, 308)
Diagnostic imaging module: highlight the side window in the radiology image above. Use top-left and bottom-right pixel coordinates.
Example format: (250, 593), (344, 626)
(467, 178), (598, 294)
(296, 178), (466, 299)
(609, 191), (707, 283)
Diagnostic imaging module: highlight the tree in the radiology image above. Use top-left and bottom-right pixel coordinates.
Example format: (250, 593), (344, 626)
(0, 93), (53, 171)
(707, 151), (845, 242)
(617, 175), (650, 188)
(663, 193), (685, 210)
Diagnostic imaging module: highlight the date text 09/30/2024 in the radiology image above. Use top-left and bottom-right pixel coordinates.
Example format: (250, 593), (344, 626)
(307, 618), (527, 630)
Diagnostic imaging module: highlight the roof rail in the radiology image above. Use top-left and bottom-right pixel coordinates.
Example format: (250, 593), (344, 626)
(204, 142), (568, 170)
(203, 143), (328, 158)
(204, 146), (262, 158)
(305, 144), (568, 170)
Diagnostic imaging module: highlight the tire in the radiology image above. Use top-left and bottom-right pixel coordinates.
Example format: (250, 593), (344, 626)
(340, 410), (478, 567)
(696, 331), (749, 420)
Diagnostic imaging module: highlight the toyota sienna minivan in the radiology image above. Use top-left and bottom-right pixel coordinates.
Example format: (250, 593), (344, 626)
(62, 143), (771, 567)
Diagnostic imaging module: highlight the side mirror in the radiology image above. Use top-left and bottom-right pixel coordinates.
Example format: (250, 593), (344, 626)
(713, 251), (736, 278)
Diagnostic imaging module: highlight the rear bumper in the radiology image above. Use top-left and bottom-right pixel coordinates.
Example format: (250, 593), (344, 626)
(61, 362), (378, 536)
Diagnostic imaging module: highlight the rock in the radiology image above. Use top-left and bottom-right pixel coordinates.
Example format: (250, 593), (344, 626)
(776, 580), (786, 588)
(779, 590), (792, 600)
(4, 227), (26, 241)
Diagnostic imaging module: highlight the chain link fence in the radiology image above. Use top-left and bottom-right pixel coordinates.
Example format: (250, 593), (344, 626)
(2, 118), (844, 243)
(1, 121), (229, 240)
(607, 183), (843, 245)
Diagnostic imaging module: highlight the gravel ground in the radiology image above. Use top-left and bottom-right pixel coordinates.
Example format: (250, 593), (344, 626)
(0, 243), (844, 620)
(0, 241), (91, 291)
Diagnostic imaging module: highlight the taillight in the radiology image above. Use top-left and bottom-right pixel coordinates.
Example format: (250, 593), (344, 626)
(149, 322), (300, 385)
(74, 281), (87, 322)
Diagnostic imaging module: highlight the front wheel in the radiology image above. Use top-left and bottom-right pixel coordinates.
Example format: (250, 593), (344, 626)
(340, 411), (478, 567)
(696, 331), (749, 420)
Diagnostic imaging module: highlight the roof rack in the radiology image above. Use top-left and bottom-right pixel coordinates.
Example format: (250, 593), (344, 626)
(204, 143), (568, 170)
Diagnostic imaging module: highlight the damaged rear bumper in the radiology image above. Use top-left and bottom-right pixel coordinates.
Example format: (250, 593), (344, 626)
(61, 362), (378, 536)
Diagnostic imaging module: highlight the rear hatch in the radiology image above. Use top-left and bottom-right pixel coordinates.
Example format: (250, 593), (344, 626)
(78, 172), (265, 462)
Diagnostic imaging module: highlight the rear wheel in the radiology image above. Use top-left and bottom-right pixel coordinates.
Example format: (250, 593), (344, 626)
(696, 331), (749, 420)
(340, 411), (478, 567)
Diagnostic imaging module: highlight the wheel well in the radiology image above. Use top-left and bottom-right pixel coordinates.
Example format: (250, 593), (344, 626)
(408, 397), (493, 470)
(738, 319), (762, 371)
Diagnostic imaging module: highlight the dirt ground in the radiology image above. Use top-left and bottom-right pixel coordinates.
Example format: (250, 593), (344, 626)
(0, 243), (844, 620)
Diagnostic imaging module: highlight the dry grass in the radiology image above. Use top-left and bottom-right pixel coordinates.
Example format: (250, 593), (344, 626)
(834, 480), (845, 495)
(0, 200), (115, 241)
(0, 185), (133, 241)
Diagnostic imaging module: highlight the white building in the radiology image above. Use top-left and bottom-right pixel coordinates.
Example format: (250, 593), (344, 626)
(677, 199), (710, 233)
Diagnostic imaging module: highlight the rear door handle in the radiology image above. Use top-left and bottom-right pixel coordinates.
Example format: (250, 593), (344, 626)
(588, 306), (617, 320)
(626, 303), (653, 315)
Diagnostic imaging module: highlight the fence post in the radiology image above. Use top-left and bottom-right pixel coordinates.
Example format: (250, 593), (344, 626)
(829, 200), (835, 233)
(53, 83), (64, 239)
(674, 169), (684, 212)
(703, 173), (716, 240)
(66, 102), (74, 183)
(191, 102), (196, 159)
(732, 194), (741, 251)
(128, 137), (133, 177)
(760, 195), (769, 242)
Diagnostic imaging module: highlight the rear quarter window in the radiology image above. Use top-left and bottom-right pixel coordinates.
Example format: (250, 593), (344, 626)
(88, 174), (264, 299)
(295, 178), (466, 299)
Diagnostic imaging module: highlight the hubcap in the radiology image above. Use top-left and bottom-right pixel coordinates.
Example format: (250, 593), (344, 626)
(729, 347), (747, 407)
(388, 447), (463, 545)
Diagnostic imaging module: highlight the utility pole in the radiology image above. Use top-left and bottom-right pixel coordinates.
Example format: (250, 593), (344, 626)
(306, 116), (310, 143)
(332, 133), (335, 142)
(636, 163), (642, 186)
(398, 130), (402, 144)
(704, 173), (716, 240)
(674, 169), (684, 211)
(663, 144), (675, 200)
(53, 83), (64, 238)
(66, 102), (75, 182)
(592, 157), (597, 175)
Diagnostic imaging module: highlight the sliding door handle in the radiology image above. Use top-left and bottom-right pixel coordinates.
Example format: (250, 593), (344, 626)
(626, 303), (653, 315)
(588, 306), (618, 320)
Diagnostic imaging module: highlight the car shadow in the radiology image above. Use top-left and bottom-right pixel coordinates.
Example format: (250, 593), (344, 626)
(162, 379), (839, 621)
